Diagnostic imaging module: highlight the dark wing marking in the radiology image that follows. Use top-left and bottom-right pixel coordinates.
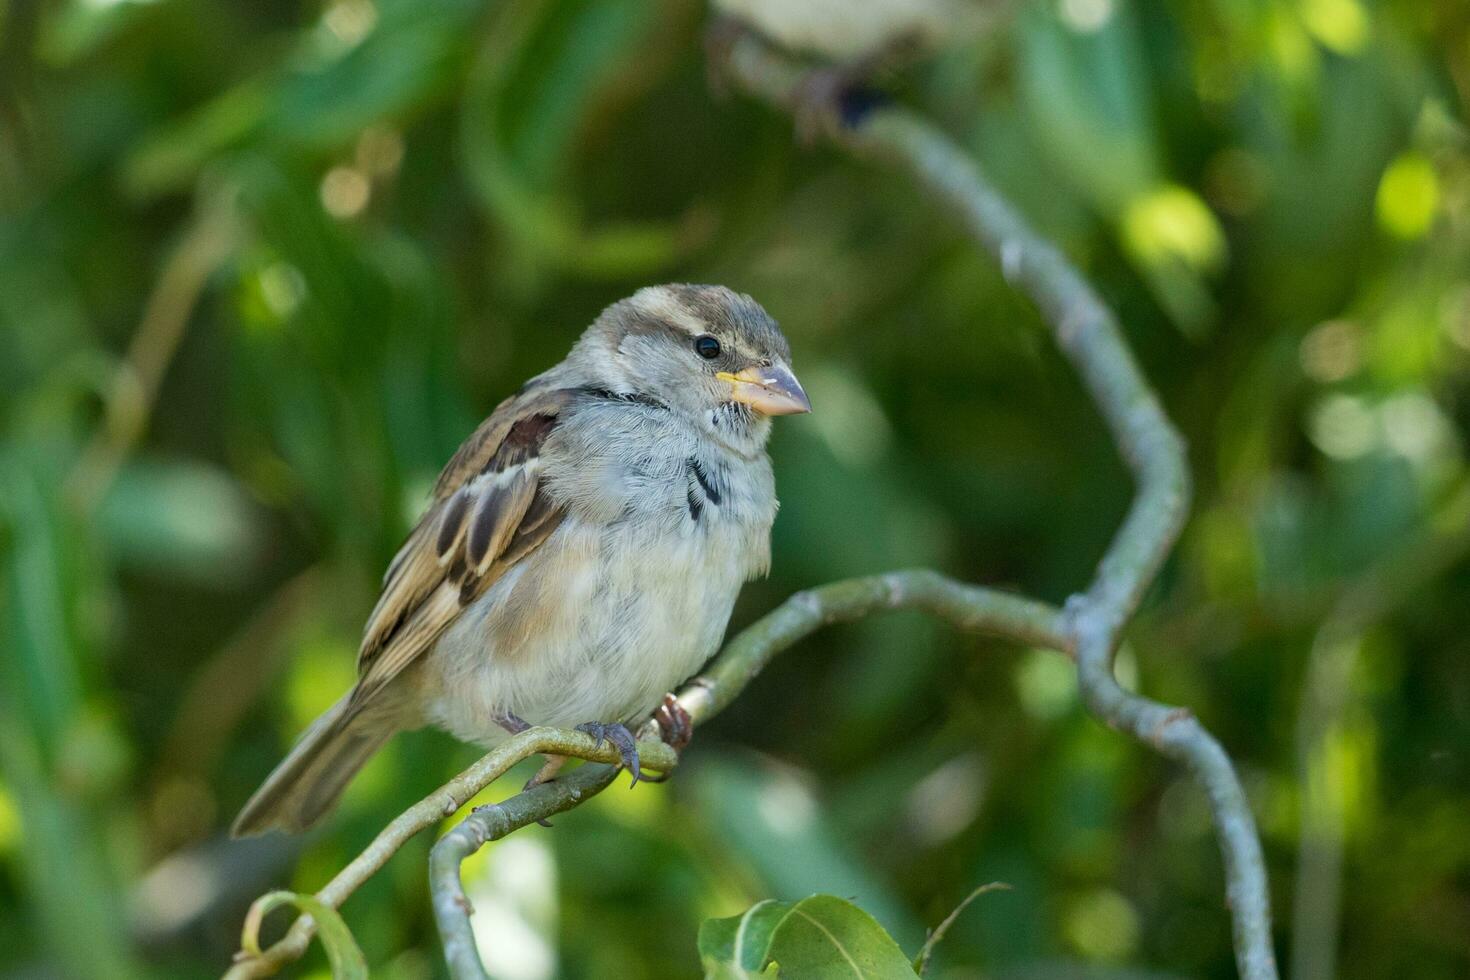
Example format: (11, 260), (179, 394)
(347, 387), (574, 712)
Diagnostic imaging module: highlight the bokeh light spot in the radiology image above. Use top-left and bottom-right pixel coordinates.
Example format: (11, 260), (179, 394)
(1380, 391), (1450, 463)
(1439, 282), (1470, 350)
(258, 261), (307, 320)
(1058, 0), (1114, 33)
(1014, 648), (1076, 721)
(322, 0), (377, 48)
(904, 753), (987, 845)
(467, 837), (557, 980)
(1376, 152), (1439, 239)
(804, 365), (893, 467)
(320, 166), (371, 219)
(1299, 320), (1362, 382)
(286, 636), (358, 730)
(1308, 394), (1377, 459)
(757, 773), (816, 837)
(1122, 185), (1227, 271)
(1064, 888), (1140, 961)
(1300, 0), (1369, 55)
(0, 786), (21, 853)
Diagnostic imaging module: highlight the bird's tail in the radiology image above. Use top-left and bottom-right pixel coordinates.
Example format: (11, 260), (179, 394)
(231, 694), (394, 837)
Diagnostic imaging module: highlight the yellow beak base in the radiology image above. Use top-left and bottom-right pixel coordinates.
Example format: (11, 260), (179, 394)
(716, 364), (811, 416)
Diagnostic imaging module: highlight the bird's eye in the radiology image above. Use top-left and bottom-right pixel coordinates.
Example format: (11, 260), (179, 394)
(694, 335), (721, 359)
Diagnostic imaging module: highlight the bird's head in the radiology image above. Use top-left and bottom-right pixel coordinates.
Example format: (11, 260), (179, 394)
(576, 284), (810, 453)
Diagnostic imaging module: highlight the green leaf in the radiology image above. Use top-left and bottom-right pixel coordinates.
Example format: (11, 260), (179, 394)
(700, 895), (918, 979)
(699, 899), (792, 978)
(241, 891), (368, 980)
(767, 895), (918, 978)
(686, 757), (924, 950)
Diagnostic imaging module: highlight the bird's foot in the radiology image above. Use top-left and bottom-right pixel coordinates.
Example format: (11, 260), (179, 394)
(522, 753), (568, 826)
(575, 721), (641, 788)
(655, 692), (692, 752)
(638, 693), (693, 784)
(791, 67), (887, 146)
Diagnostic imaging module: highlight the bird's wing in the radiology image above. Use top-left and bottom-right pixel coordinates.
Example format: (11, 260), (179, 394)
(348, 386), (573, 713)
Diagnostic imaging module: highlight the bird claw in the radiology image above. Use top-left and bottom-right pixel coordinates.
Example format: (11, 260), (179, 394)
(654, 693), (693, 752)
(493, 709), (531, 735)
(575, 722), (641, 787)
(635, 694), (693, 784)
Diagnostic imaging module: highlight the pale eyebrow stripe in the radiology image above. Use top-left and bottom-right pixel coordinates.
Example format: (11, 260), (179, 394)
(630, 285), (709, 335)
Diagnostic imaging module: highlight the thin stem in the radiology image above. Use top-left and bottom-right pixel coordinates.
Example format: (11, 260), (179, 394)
(1290, 481), (1470, 980)
(64, 190), (238, 512)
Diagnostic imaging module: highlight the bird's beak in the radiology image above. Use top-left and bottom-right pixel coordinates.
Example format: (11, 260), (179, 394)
(716, 363), (812, 416)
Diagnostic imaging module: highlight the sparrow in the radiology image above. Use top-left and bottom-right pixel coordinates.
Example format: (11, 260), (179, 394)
(707, 0), (998, 139)
(233, 284), (810, 836)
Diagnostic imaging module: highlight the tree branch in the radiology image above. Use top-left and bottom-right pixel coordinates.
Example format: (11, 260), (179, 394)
(720, 32), (1275, 980)
(223, 728), (676, 979)
(429, 764), (620, 980)
(225, 572), (1059, 978)
(228, 32), (1278, 980)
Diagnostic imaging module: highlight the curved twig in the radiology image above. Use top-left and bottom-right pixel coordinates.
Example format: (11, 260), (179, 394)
(225, 572), (1057, 978)
(422, 574), (1065, 977)
(229, 33), (1278, 980)
(722, 32), (1273, 980)
(223, 728), (676, 979)
(430, 764), (620, 980)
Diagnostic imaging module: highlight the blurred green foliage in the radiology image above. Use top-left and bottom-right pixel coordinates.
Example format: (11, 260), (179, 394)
(2, 0), (1469, 978)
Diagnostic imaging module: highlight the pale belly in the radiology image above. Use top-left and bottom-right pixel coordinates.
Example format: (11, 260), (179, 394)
(419, 516), (749, 746)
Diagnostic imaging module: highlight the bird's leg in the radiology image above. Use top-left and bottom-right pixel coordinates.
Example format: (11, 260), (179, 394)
(523, 754), (568, 792)
(638, 693), (693, 784)
(791, 32), (920, 144)
(492, 709), (530, 735)
(493, 709), (558, 824)
(574, 722), (641, 788)
(655, 693), (692, 751)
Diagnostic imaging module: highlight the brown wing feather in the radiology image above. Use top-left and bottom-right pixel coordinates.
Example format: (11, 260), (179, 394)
(347, 387), (575, 713)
